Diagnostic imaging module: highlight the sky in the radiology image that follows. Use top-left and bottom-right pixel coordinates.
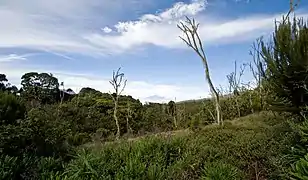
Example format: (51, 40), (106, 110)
(0, 0), (307, 103)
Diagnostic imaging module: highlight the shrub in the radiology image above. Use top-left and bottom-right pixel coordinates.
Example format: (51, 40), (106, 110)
(260, 17), (308, 110)
(0, 92), (26, 125)
(0, 155), (65, 180)
(58, 112), (293, 179)
(0, 155), (18, 179)
(290, 153), (308, 179)
(23, 106), (73, 157)
(201, 162), (241, 180)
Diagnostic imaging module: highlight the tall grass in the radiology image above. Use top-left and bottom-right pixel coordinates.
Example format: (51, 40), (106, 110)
(47, 112), (295, 180)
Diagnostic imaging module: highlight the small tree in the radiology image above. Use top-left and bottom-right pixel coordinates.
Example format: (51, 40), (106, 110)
(227, 61), (246, 117)
(0, 74), (8, 91)
(109, 68), (127, 139)
(260, 17), (308, 112)
(178, 17), (222, 125)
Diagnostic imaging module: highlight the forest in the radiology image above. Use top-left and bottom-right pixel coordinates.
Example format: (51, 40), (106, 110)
(2, 2), (308, 180)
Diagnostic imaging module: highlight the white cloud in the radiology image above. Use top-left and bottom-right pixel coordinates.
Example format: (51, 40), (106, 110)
(0, 64), (208, 103)
(0, 0), (301, 56)
(86, 3), (308, 53)
(0, 53), (37, 62)
(0, 0), (153, 55)
(102, 27), (112, 33)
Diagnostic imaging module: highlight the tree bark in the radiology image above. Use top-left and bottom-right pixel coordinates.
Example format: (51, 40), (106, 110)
(205, 66), (222, 125)
(114, 98), (120, 140)
(173, 116), (177, 129)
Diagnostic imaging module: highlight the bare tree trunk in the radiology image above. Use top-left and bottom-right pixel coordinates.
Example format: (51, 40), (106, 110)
(126, 103), (133, 134)
(174, 97), (178, 129)
(205, 66), (221, 124)
(173, 116), (177, 129)
(114, 99), (120, 139)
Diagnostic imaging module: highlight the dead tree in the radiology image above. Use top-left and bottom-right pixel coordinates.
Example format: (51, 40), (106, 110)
(249, 39), (265, 110)
(109, 68), (127, 140)
(177, 17), (222, 125)
(227, 61), (246, 117)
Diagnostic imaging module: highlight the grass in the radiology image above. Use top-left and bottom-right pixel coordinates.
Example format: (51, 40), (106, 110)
(53, 111), (295, 180)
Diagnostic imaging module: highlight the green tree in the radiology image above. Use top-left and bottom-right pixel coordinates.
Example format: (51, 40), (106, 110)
(79, 87), (102, 96)
(21, 72), (60, 104)
(260, 17), (308, 111)
(0, 92), (26, 125)
(0, 74), (8, 91)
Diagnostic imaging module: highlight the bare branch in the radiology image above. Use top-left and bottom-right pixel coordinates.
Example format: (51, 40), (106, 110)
(285, 0), (301, 22)
(119, 79), (127, 96)
(108, 91), (116, 102)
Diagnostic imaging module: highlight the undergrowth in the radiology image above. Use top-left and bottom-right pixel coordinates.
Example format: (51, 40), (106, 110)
(35, 111), (295, 180)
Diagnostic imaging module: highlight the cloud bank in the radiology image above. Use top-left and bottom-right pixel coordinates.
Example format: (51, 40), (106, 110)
(0, 0), (294, 56)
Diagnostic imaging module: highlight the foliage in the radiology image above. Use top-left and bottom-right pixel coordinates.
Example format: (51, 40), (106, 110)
(0, 92), (25, 125)
(24, 106), (73, 157)
(21, 72), (60, 105)
(288, 112), (308, 179)
(48, 112), (294, 180)
(290, 153), (308, 180)
(0, 155), (65, 180)
(201, 162), (241, 180)
(0, 74), (8, 91)
(79, 87), (103, 96)
(260, 17), (308, 111)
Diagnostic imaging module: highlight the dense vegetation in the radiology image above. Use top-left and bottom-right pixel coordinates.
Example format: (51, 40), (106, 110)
(2, 10), (308, 180)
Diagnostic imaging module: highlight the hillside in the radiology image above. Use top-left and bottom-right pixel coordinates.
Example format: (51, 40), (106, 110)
(57, 112), (295, 180)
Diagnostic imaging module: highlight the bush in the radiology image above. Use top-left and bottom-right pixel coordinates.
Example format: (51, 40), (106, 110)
(201, 162), (241, 180)
(24, 106), (73, 157)
(56, 112), (294, 179)
(290, 153), (308, 179)
(0, 155), (18, 179)
(0, 92), (25, 125)
(260, 17), (308, 110)
(0, 155), (64, 180)
(288, 111), (308, 179)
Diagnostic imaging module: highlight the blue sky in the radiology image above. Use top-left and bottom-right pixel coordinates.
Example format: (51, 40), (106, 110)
(0, 0), (307, 102)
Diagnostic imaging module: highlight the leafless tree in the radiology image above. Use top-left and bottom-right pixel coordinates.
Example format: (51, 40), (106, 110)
(177, 17), (222, 125)
(249, 38), (265, 109)
(227, 61), (246, 117)
(109, 68), (127, 140)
